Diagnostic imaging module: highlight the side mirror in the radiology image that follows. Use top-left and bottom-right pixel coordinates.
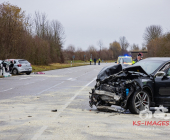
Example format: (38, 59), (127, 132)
(115, 61), (117, 63)
(155, 71), (166, 78)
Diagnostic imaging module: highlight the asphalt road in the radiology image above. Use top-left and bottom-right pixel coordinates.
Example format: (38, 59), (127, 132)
(0, 63), (170, 140)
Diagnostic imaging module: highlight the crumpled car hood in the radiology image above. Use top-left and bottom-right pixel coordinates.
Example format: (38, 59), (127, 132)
(97, 64), (148, 81)
(97, 64), (122, 81)
(123, 65), (149, 76)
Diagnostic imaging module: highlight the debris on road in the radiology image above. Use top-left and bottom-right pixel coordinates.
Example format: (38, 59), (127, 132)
(51, 109), (57, 112)
(96, 106), (125, 113)
(28, 116), (32, 117)
(34, 72), (45, 74)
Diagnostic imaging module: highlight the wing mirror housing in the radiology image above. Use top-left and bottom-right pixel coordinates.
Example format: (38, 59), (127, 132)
(155, 71), (166, 78)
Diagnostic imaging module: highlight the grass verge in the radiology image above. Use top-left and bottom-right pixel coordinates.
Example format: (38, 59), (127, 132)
(32, 63), (89, 73)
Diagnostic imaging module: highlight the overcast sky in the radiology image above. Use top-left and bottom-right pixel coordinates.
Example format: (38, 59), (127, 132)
(2, 0), (170, 50)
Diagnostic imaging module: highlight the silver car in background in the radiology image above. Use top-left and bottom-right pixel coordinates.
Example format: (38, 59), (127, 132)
(5, 59), (32, 75)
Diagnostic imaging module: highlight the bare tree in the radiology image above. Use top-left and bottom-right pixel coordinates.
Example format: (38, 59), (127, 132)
(97, 40), (103, 57)
(109, 41), (121, 58)
(119, 36), (129, 51)
(87, 45), (97, 59)
(34, 12), (48, 39)
(65, 45), (75, 60)
(131, 44), (139, 51)
(143, 25), (162, 43)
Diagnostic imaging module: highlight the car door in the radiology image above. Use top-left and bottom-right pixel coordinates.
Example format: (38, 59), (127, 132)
(154, 63), (170, 106)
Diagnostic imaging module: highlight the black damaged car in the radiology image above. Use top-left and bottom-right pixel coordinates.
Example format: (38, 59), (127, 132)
(89, 57), (170, 114)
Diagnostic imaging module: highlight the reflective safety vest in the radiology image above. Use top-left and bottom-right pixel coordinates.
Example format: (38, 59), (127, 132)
(99, 59), (101, 61)
(132, 60), (136, 64)
(90, 59), (92, 62)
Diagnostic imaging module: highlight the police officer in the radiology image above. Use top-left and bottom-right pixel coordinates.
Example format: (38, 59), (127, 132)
(132, 53), (143, 64)
(94, 58), (96, 65)
(98, 58), (101, 65)
(90, 58), (92, 65)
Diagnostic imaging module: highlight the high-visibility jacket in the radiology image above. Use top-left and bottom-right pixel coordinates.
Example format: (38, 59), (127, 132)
(90, 59), (92, 62)
(99, 59), (101, 61)
(132, 58), (139, 64)
(132, 60), (136, 64)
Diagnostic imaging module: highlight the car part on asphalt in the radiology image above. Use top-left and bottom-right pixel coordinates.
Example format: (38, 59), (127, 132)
(34, 72), (45, 74)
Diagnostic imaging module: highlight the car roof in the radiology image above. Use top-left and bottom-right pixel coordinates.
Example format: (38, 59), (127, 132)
(118, 56), (132, 58)
(5, 59), (27, 61)
(144, 57), (170, 62)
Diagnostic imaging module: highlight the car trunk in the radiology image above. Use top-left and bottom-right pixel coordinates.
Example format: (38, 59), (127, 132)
(18, 60), (30, 70)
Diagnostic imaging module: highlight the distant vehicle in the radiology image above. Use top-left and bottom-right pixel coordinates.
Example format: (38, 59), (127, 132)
(117, 56), (132, 65)
(4, 59), (32, 75)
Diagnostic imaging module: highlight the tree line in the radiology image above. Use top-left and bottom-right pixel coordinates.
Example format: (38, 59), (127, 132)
(143, 25), (170, 57)
(63, 37), (130, 61)
(0, 2), (169, 65)
(0, 2), (64, 65)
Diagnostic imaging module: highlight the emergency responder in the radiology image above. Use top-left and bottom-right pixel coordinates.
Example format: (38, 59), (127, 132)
(94, 58), (96, 65)
(132, 53), (143, 64)
(98, 58), (101, 65)
(90, 58), (92, 65)
(0, 62), (2, 75)
(9, 61), (14, 72)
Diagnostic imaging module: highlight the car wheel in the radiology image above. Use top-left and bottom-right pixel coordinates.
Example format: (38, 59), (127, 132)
(128, 90), (150, 114)
(26, 72), (31, 75)
(12, 69), (18, 75)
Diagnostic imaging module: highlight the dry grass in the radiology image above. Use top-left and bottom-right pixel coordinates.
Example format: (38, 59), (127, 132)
(32, 63), (89, 73)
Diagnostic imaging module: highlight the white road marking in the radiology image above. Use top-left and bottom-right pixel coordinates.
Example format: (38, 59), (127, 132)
(67, 78), (72, 80)
(24, 82), (35, 85)
(67, 78), (76, 81)
(31, 77), (96, 140)
(36, 81), (64, 95)
(0, 88), (13, 93)
(55, 77), (96, 118)
(19, 77), (32, 80)
(31, 126), (48, 140)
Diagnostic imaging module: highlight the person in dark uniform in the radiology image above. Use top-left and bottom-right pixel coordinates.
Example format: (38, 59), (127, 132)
(2, 61), (7, 72)
(94, 58), (96, 65)
(9, 61), (14, 72)
(132, 53), (143, 64)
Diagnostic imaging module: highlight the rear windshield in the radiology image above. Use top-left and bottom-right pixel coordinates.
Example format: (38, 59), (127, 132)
(118, 57), (132, 63)
(18, 60), (29, 64)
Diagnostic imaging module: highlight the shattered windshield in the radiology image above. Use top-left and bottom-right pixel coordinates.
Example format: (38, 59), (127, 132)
(133, 60), (164, 74)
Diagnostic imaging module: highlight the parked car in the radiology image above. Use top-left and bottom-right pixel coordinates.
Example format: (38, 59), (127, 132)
(4, 59), (32, 75)
(89, 57), (170, 114)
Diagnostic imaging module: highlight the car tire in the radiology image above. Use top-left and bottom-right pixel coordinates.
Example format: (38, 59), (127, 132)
(12, 69), (18, 75)
(128, 90), (151, 114)
(26, 72), (31, 75)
